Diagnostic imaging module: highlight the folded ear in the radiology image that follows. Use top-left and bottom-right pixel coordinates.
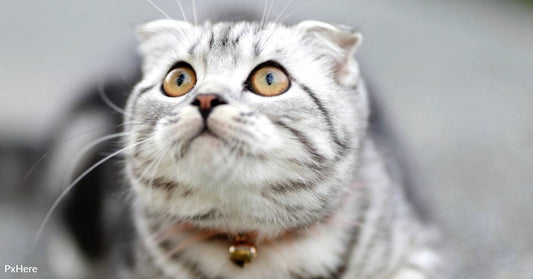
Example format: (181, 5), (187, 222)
(296, 20), (363, 87)
(135, 19), (193, 66)
(135, 19), (193, 42)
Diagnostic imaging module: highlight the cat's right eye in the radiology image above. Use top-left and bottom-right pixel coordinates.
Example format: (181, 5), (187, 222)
(163, 65), (197, 97)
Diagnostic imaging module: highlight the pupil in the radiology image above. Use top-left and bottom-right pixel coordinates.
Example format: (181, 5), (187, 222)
(176, 73), (185, 86)
(265, 72), (274, 86)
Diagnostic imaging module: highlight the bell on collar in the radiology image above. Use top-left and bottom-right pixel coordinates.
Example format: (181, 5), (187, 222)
(228, 237), (257, 267)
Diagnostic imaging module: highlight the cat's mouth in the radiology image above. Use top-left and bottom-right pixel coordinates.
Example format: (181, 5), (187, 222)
(192, 127), (221, 141)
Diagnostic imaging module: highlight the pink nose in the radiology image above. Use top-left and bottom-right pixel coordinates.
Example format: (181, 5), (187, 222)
(191, 94), (227, 120)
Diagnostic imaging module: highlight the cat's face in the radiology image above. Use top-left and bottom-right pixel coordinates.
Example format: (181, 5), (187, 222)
(124, 20), (368, 236)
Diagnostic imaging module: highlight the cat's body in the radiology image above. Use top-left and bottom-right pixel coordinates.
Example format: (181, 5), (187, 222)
(45, 20), (442, 279)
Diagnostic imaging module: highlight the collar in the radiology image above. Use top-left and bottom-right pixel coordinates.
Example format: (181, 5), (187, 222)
(153, 224), (296, 267)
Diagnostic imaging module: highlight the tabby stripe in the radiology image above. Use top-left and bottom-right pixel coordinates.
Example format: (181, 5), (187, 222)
(273, 120), (326, 165)
(131, 84), (156, 117)
(268, 180), (316, 193)
(289, 192), (369, 279)
(263, 192), (305, 211)
(180, 208), (222, 221)
(360, 214), (390, 278)
(330, 189), (370, 279)
(367, 198), (398, 278)
(298, 83), (347, 150)
(219, 25), (231, 47)
(229, 23), (245, 46)
(350, 193), (388, 278)
(133, 171), (194, 197)
(208, 30), (215, 49)
(187, 38), (201, 55)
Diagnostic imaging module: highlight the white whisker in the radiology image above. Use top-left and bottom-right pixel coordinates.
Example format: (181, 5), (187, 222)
(266, 0), (274, 23)
(115, 63), (133, 88)
(33, 139), (148, 247)
(256, 0), (274, 55)
(176, 0), (188, 23)
(146, 0), (173, 21)
(280, 1), (318, 25)
(272, 0), (293, 25)
(98, 77), (128, 116)
(144, 0), (193, 46)
(191, 0), (198, 25)
(260, 0), (269, 29)
(24, 127), (124, 183)
(260, 0), (293, 53)
(62, 132), (131, 187)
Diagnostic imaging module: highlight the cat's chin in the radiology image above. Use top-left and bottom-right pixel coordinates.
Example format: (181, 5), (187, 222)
(186, 129), (225, 154)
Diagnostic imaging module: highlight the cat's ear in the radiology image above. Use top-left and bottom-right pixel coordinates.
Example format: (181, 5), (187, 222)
(135, 19), (193, 65)
(296, 20), (363, 87)
(135, 19), (193, 42)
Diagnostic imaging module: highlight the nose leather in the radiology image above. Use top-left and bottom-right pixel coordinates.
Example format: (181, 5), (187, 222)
(191, 93), (227, 120)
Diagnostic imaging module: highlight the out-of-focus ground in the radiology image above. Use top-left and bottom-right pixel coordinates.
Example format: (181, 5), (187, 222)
(1, 0), (532, 278)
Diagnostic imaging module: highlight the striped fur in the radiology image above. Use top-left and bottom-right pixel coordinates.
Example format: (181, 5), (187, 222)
(121, 20), (443, 279)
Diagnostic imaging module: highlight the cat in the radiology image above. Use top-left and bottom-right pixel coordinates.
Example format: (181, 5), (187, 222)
(43, 19), (444, 279)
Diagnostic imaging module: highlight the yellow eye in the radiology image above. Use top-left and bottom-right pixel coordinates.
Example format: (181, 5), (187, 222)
(163, 66), (197, 97)
(248, 65), (290, 97)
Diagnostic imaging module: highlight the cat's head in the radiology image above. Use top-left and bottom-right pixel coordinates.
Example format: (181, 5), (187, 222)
(124, 20), (368, 236)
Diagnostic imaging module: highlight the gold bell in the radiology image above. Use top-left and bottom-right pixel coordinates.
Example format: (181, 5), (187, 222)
(228, 242), (257, 267)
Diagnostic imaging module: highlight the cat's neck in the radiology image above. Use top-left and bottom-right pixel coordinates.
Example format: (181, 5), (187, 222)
(129, 139), (397, 278)
(133, 185), (365, 278)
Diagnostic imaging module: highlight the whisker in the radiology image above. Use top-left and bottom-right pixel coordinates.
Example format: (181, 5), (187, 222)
(144, 0), (193, 46)
(115, 63), (134, 88)
(146, 0), (173, 21)
(98, 77), (128, 116)
(256, 0), (274, 53)
(33, 139), (148, 247)
(272, 0), (293, 26)
(260, 0), (269, 29)
(23, 127), (122, 183)
(61, 132), (131, 187)
(191, 0), (198, 25)
(259, 0), (293, 53)
(176, 0), (188, 23)
(24, 122), (141, 183)
(118, 121), (145, 128)
(265, 0), (274, 24)
(280, 1), (318, 25)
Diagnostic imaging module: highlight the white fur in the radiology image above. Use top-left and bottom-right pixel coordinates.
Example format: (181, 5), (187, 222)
(121, 20), (441, 279)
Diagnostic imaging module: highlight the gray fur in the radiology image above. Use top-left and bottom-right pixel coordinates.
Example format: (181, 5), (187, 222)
(120, 20), (443, 279)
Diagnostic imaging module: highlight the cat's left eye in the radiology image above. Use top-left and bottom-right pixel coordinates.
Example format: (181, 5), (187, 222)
(163, 65), (197, 97)
(247, 64), (290, 97)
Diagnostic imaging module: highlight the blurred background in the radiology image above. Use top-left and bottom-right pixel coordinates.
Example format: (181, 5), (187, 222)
(1, 0), (532, 278)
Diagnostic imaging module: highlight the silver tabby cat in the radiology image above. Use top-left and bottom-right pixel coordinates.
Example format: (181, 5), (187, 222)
(121, 19), (441, 279)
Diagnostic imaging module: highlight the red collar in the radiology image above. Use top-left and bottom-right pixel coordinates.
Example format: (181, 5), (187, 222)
(153, 223), (297, 267)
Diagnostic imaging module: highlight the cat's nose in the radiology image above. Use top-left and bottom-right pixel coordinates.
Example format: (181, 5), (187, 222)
(191, 93), (227, 120)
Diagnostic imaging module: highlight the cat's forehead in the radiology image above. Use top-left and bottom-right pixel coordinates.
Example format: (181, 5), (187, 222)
(196, 21), (293, 53)
(185, 22), (297, 71)
(133, 21), (300, 88)
(137, 20), (339, 87)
